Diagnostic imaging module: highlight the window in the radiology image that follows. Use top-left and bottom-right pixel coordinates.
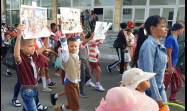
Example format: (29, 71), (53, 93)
(135, 9), (145, 21)
(123, 0), (147, 5)
(73, 0), (92, 7)
(58, 0), (71, 7)
(6, 10), (20, 25)
(177, 7), (185, 21)
(21, 0), (40, 6)
(6, 0), (20, 10)
(11, 10), (20, 25)
(149, 8), (160, 16)
(40, 0), (51, 7)
(94, 0), (114, 6)
(5, 10), (11, 25)
(94, 8), (103, 21)
(162, 8), (174, 20)
(150, 0), (176, 5)
(179, 0), (185, 5)
(40, 0), (52, 19)
(104, 8), (113, 20)
(122, 8), (132, 21)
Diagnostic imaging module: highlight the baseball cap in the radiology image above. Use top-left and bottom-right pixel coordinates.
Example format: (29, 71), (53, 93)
(127, 20), (135, 29)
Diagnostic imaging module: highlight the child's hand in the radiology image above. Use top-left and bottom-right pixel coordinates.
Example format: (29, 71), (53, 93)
(17, 24), (25, 38)
(45, 48), (51, 52)
(90, 32), (94, 39)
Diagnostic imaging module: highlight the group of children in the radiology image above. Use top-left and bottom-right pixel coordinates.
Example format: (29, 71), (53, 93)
(2, 13), (184, 111)
(10, 20), (106, 111)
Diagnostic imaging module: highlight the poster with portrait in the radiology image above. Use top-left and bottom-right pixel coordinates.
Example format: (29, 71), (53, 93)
(93, 21), (112, 40)
(60, 7), (82, 33)
(20, 5), (50, 39)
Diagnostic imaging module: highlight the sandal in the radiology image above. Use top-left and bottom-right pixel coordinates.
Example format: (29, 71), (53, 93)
(37, 103), (48, 111)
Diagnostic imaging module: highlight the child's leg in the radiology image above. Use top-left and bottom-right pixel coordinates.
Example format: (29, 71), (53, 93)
(85, 62), (91, 83)
(37, 68), (41, 81)
(95, 64), (105, 91)
(124, 62), (128, 70)
(41, 67), (52, 92)
(119, 48), (125, 74)
(85, 62), (96, 88)
(40, 67), (47, 89)
(79, 62), (86, 95)
(45, 68), (50, 82)
(45, 67), (56, 87)
(95, 65), (101, 82)
(50, 91), (66, 105)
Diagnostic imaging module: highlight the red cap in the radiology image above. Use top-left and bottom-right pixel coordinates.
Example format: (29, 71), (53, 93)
(127, 21), (135, 29)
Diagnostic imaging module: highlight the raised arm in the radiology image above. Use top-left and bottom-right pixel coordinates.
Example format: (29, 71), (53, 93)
(14, 24), (24, 64)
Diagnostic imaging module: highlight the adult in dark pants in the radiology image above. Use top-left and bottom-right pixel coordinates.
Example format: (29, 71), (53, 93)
(131, 24), (148, 68)
(107, 23), (128, 74)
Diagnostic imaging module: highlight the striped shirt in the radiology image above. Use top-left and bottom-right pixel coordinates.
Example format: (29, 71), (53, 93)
(88, 39), (103, 62)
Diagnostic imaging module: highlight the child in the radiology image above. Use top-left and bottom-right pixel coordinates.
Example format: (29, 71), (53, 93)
(120, 68), (156, 92)
(123, 29), (135, 69)
(87, 37), (105, 92)
(78, 32), (93, 97)
(35, 38), (57, 92)
(54, 37), (80, 111)
(14, 24), (47, 111)
(96, 86), (159, 111)
(120, 68), (169, 111)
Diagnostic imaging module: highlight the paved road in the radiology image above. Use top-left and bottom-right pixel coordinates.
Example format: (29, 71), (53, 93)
(1, 35), (185, 111)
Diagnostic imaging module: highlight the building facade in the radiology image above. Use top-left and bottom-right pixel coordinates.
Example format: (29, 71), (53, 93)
(1, 0), (185, 31)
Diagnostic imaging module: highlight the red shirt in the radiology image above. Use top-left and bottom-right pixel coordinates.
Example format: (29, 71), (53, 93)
(16, 50), (38, 85)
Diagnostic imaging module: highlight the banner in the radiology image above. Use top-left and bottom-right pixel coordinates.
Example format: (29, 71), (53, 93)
(20, 5), (50, 39)
(60, 7), (82, 33)
(93, 21), (112, 40)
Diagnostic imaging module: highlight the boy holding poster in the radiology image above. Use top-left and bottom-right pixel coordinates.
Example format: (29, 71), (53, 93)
(54, 37), (81, 111)
(14, 24), (48, 111)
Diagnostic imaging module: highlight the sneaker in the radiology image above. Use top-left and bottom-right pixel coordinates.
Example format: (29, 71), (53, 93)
(50, 93), (58, 105)
(107, 65), (112, 73)
(5, 71), (12, 77)
(48, 82), (56, 88)
(37, 103), (48, 111)
(86, 80), (96, 88)
(12, 99), (21, 107)
(116, 65), (120, 72)
(95, 84), (105, 92)
(80, 92), (88, 98)
(42, 87), (52, 92)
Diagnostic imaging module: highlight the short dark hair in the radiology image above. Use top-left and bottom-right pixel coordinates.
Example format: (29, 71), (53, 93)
(67, 37), (77, 44)
(50, 23), (56, 29)
(170, 22), (184, 31)
(120, 22), (127, 29)
(144, 15), (166, 35)
(15, 24), (19, 28)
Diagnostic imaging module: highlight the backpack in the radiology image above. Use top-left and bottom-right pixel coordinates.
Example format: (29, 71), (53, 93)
(113, 30), (127, 49)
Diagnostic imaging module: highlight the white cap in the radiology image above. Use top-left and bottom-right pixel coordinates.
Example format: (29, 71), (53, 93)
(120, 68), (156, 89)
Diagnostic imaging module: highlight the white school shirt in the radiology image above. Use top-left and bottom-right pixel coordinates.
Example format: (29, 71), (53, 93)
(29, 56), (37, 79)
(58, 48), (80, 83)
